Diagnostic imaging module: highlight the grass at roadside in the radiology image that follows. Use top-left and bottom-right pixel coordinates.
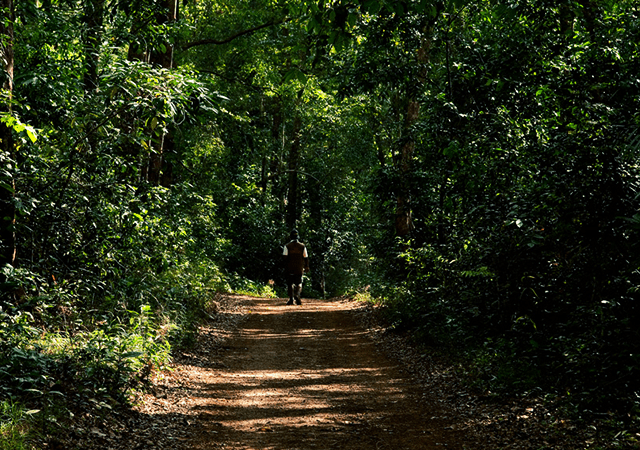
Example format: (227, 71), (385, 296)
(0, 401), (37, 450)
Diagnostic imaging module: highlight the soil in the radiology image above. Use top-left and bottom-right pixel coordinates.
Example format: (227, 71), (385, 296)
(124, 295), (469, 449)
(185, 296), (464, 450)
(57, 294), (638, 449)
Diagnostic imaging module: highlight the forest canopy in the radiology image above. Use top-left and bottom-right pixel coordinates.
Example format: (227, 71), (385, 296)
(1, 0), (639, 445)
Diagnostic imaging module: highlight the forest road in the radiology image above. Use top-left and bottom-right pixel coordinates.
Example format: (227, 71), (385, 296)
(184, 296), (469, 450)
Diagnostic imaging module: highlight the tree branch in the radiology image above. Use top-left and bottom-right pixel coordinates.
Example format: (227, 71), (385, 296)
(181, 17), (292, 50)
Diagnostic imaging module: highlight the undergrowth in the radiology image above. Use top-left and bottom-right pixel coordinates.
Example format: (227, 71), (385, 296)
(0, 401), (34, 450)
(356, 286), (640, 449)
(0, 258), (272, 449)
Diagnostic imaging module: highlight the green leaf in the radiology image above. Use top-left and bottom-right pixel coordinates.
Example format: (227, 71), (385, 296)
(328, 29), (338, 46)
(306, 17), (319, 33)
(0, 182), (15, 193)
(347, 12), (357, 27)
(283, 68), (307, 84)
(26, 127), (37, 143)
(362, 0), (381, 14)
(24, 389), (43, 395)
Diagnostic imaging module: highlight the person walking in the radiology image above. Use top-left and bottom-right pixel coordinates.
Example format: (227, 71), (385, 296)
(282, 229), (309, 305)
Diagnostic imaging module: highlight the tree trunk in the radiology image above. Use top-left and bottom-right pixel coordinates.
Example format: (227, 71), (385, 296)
(394, 100), (419, 237)
(286, 114), (301, 229)
(147, 136), (164, 184)
(149, 0), (178, 69)
(128, 0), (179, 185)
(392, 17), (434, 238)
(391, 6), (444, 239)
(0, 0), (16, 268)
(159, 132), (174, 187)
(146, 0), (178, 185)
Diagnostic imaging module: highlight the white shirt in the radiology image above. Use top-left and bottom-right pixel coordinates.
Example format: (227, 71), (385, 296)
(283, 246), (308, 257)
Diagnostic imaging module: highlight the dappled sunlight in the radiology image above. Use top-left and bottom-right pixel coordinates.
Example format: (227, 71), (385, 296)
(124, 297), (472, 450)
(178, 298), (449, 450)
(231, 366), (391, 380)
(241, 329), (326, 338)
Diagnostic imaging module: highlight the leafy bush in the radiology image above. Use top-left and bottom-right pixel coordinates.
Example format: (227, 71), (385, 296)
(0, 400), (35, 450)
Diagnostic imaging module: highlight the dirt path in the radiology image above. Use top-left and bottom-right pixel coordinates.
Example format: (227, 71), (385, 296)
(180, 297), (467, 450)
(64, 295), (623, 449)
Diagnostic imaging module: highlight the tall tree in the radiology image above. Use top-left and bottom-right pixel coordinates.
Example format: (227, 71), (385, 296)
(299, 0), (445, 238)
(0, 0), (15, 268)
(148, 0), (178, 185)
(286, 109), (302, 229)
(124, 0), (180, 185)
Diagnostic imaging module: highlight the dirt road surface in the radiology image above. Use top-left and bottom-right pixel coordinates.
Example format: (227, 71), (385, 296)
(180, 296), (468, 450)
(61, 295), (615, 450)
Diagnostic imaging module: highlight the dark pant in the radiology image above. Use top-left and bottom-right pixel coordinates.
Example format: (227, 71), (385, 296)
(286, 273), (303, 300)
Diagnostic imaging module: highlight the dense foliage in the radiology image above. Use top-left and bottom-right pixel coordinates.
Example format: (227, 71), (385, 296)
(1, 0), (639, 446)
(328, 0), (640, 421)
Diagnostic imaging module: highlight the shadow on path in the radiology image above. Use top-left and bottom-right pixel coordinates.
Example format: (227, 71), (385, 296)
(185, 297), (466, 450)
